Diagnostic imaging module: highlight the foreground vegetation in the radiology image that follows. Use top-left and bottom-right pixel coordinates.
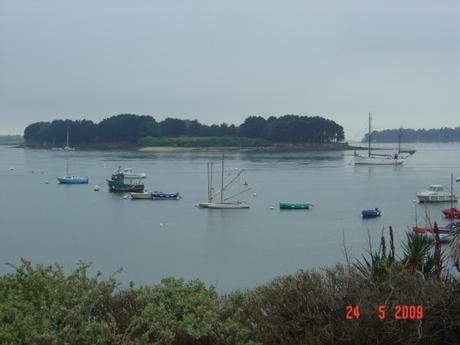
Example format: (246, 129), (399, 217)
(1, 229), (459, 345)
(23, 114), (345, 148)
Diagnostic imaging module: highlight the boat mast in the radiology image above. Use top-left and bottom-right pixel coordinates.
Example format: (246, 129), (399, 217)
(451, 172), (454, 226)
(66, 157), (69, 177)
(66, 128), (70, 147)
(398, 127), (402, 155)
(207, 162), (210, 203)
(368, 112), (371, 158)
(220, 151), (224, 203)
(210, 162), (213, 202)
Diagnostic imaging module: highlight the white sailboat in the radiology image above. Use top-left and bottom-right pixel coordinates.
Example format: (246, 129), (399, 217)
(198, 152), (250, 209)
(63, 128), (75, 151)
(354, 113), (407, 165)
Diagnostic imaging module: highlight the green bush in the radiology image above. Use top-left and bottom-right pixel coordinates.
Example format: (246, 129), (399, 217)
(1, 230), (459, 345)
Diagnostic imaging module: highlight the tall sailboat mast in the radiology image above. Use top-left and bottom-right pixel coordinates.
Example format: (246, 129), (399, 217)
(220, 151), (224, 203)
(398, 127), (402, 155)
(368, 112), (372, 158)
(66, 128), (70, 147)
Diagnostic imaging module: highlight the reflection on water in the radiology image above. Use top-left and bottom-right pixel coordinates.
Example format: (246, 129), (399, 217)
(1, 143), (459, 291)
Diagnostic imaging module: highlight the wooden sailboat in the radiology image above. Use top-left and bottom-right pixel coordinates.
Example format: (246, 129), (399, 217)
(354, 113), (406, 165)
(198, 152), (250, 209)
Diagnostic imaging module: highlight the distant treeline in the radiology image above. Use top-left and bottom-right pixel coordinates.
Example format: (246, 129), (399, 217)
(362, 127), (460, 143)
(0, 135), (23, 144)
(24, 114), (344, 147)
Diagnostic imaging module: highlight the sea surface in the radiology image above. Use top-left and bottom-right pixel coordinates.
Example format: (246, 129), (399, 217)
(1, 143), (459, 291)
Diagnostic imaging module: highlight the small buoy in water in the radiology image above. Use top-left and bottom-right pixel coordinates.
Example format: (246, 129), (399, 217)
(45, 180), (49, 184)
(123, 195), (128, 199)
(94, 185), (100, 191)
(159, 223), (164, 227)
(9, 167), (14, 171)
(253, 193), (257, 197)
(31, 170), (35, 173)
(412, 199), (417, 203)
(457, 177), (460, 182)
(234, 167), (239, 171)
(270, 206), (274, 210)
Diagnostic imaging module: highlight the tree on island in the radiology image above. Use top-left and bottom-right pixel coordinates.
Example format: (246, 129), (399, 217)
(24, 114), (345, 147)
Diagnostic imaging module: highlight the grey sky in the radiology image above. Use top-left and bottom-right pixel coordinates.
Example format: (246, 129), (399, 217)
(1, 0), (459, 140)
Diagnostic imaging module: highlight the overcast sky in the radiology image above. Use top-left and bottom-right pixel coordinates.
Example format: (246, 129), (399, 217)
(1, 0), (459, 140)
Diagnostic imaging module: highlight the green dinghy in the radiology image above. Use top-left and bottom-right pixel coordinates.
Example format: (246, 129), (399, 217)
(279, 202), (311, 210)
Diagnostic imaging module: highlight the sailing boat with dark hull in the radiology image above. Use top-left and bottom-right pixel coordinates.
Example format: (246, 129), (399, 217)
(198, 152), (250, 209)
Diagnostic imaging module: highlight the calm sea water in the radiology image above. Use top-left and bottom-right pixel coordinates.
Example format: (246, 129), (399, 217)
(1, 144), (459, 291)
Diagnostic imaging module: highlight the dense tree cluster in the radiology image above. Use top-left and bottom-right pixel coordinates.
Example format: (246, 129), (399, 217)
(24, 114), (345, 146)
(363, 127), (460, 143)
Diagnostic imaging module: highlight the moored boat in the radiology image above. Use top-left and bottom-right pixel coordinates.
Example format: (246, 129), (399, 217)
(107, 167), (145, 193)
(279, 202), (310, 210)
(130, 191), (152, 199)
(412, 223), (458, 243)
(57, 176), (88, 184)
(57, 156), (88, 184)
(361, 208), (381, 218)
(354, 113), (409, 165)
(207, 201), (249, 209)
(151, 191), (181, 200)
(198, 152), (251, 209)
(416, 185), (458, 203)
(442, 207), (460, 219)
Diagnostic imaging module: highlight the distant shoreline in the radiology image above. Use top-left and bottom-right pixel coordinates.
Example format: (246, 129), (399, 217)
(18, 142), (365, 152)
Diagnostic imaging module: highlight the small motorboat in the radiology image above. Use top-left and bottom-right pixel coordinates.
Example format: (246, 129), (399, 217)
(361, 208), (381, 218)
(442, 207), (460, 219)
(57, 176), (89, 184)
(279, 202), (311, 210)
(130, 191), (153, 200)
(416, 185), (458, 203)
(151, 191), (181, 200)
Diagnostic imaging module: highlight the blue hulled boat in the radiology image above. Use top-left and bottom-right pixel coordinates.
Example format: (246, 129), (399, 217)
(152, 191), (181, 200)
(57, 176), (88, 184)
(57, 156), (88, 184)
(362, 208), (381, 218)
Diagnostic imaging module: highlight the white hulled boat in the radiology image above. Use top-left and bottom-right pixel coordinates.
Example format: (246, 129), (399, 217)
(417, 185), (458, 203)
(198, 152), (250, 209)
(354, 113), (409, 165)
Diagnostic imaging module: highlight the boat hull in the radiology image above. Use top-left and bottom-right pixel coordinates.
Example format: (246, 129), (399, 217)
(442, 207), (460, 219)
(361, 209), (381, 218)
(279, 203), (310, 210)
(130, 192), (152, 199)
(152, 192), (180, 200)
(57, 177), (88, 184)
(107, 180), (144, 193)
(204, 202), (249, 209)
(417, 194), (458, 203)
(354, 156), (404, 165)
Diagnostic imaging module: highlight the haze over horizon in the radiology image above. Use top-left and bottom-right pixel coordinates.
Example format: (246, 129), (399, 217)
(1, 0), (459, 140)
